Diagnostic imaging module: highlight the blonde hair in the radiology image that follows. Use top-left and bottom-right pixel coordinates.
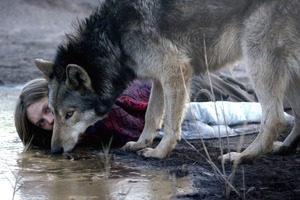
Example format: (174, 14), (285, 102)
(14, 78), (52, 150)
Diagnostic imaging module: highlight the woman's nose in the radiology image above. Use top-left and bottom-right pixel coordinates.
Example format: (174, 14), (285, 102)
(45, 112), (54, 125)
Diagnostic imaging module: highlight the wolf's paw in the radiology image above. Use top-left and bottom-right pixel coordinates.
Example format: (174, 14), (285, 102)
(121, 141), (147, 152)
(137, 148), (167, 159)
(219, 152), (241, 164)
(271, 141), (283, 153)
(272, 141), (296, 155)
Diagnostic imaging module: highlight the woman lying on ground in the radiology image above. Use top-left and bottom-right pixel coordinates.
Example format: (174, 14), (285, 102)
(14, 72), (258, 151)
(14, 78), (151, 150)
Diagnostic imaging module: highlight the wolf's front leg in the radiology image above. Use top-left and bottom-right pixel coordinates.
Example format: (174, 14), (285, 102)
(122, 80), (164, 151)
(137, 68), (190, 158)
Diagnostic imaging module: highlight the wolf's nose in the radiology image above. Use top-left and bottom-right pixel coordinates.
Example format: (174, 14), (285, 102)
(51, 146), (64, 154)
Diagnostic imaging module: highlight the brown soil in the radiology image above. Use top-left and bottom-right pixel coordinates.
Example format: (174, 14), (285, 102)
(2, 1), (299, 199)
(108, 126), (300, 200)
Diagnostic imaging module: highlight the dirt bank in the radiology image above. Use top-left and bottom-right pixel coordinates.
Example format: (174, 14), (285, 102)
(105, 125), (299, 199)
(0, 0), (99, 85)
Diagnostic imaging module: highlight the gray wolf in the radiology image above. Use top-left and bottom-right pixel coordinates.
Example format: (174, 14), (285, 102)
(35, 0), (300, 163)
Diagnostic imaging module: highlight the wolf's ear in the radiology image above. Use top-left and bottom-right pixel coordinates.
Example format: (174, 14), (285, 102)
(66, 64), (92, 90)
(34, 59), (54, 81)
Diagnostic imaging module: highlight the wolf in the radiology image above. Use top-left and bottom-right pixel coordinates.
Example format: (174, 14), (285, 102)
(35, 0), (300, 163)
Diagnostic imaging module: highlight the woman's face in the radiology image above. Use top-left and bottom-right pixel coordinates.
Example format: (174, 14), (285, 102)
(27, 97), (54, 131)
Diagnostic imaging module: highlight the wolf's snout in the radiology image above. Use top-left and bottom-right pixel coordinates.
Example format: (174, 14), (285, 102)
(51, 146), (64, 154)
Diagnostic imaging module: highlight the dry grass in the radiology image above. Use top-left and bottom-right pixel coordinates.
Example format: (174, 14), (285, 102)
(3, 160), (24, 200)
(177, 35), (255, 199)
(101, 138), (133, 200)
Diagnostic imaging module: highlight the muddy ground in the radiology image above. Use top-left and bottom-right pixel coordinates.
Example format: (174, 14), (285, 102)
(61, 126), (300, 200)
(111, 128), (300, 199)
(1, 0), (299, 199)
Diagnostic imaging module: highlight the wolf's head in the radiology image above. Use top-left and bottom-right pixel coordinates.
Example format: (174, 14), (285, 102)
(35, 59), (113, 154)
(34, 5), (137, 153)
(35, 30), (135, 154)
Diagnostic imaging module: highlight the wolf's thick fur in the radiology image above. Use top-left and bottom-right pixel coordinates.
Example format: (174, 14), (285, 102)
(35, 0), (300, 162)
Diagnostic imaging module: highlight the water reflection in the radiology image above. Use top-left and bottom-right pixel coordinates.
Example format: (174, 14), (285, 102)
(16, 150), (108, 200)
(13, 149), (179, 200)
(0, 86), (190, 200)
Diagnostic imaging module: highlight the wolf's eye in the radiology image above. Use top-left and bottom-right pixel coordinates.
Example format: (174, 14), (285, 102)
(65, 111), (74, 120)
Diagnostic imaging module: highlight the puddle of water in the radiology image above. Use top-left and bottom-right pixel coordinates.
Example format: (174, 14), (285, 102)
(0, 85), (23, 200)
(0, 85), (194, 200)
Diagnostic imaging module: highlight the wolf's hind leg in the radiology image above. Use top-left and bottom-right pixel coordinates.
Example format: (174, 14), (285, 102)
(272, 78), (300, 155)
(222, 55), (288, 164)
(122, 80), (164, 151)
(222, 98), (287, 164)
